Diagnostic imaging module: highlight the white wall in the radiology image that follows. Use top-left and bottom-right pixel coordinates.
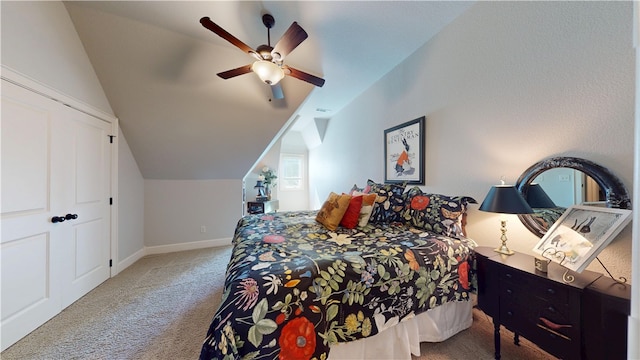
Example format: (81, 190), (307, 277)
(117, 128), (145, 264)
(1, 1), (113, 116)
(1, 1), (145, 270)
(144, 179), (242, 251)
(310, 2), (635, 280)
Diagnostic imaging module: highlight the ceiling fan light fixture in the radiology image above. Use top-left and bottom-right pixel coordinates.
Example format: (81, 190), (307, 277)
(251, 60), (284, 85)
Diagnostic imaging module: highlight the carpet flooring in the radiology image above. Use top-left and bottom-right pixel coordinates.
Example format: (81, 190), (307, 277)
(1, 246), (555, 359)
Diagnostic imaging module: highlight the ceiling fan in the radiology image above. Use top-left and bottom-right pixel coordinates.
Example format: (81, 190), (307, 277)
(200, 14), (325, 99)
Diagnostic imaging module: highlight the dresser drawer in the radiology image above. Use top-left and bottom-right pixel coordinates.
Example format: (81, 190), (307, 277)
(501, 268), (569, 305)
(500, 281), (571, 320)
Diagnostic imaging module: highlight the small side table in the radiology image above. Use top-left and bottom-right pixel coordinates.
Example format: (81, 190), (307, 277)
(247, 200), (279, 214)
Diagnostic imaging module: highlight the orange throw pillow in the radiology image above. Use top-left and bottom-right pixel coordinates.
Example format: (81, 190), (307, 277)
(316, 192), (352, 230)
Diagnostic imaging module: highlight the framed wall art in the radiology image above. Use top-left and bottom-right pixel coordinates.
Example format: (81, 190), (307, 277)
(532, 205), (632, 273)
(384, 116), (425, 184)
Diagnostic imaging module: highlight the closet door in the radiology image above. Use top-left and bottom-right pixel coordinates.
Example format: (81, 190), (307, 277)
(56, 104), (112, 308)
(1, 80), (112, 350)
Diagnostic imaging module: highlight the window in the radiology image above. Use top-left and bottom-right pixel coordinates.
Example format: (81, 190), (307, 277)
(279, 154), (305, 191)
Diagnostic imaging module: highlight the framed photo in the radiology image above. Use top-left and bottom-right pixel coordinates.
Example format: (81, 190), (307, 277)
(533, 205), (632, 273)
(384, 116), (425, 184)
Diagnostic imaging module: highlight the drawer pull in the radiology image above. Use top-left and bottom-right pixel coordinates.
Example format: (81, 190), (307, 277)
(547, 306), (556, 313)
(539, 317), (572, 330)
(536, 323), (572, 341)
(546, 288), (555, 295)
(507, 311), (513, 317)
(505, 273), (513, 279)
(506, 289), (513, 295)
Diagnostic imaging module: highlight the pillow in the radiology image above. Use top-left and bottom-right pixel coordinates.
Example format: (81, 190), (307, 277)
(401, 186), (477, 237)
(316, 192), (352, 230)
(349, 184), (364, 195)
(349, 183), (372, 194)
(340, 195), (364, 229)
(353, 192), (377, 227)
(367, 179), (407, 223)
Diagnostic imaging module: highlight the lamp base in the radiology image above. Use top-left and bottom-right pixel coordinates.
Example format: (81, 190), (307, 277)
(494, 219), (514, 255)
(494, 247), (515, 255)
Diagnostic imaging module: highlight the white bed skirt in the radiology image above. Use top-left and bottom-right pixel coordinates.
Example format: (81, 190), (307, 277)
(327, 300), (473, 360)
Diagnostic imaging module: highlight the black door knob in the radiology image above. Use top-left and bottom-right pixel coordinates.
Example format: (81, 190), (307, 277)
(51, 216), (65, 223)
(65, 214), (78, 220)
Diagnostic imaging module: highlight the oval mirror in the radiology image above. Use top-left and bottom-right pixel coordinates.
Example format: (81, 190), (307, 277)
(515, 157), (631, 237)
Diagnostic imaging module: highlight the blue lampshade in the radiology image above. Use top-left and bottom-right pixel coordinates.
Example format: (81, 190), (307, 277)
(525, 183), (556, 208)
(479, 185), (534, 214)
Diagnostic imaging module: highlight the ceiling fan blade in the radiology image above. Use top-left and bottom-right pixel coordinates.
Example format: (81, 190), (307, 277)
(283, 66), (325, 87)
(271, 22), (308, 61)
(271, 83), (284, 100)
(200, 17), (255, 55)
(217, 64), (253, 79)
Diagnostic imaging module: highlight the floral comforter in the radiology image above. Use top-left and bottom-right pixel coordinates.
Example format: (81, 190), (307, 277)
(200, 211), (477, 360)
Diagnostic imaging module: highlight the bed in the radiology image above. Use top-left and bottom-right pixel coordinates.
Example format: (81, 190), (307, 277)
(200, 183), (477, 360)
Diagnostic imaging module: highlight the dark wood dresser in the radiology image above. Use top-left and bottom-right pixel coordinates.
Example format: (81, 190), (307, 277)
(475, 246), (630, 359)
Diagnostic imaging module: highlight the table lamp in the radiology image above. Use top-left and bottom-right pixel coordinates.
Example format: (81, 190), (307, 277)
(479, 182), (534, 255)
(254, 180), (266, 197)
(525, 183), (556, 208)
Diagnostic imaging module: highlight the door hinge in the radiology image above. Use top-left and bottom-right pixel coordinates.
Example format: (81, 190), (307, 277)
(108, 135), (116, 143)
(109, 259), (113, 267)
(110, 197), (113, 205)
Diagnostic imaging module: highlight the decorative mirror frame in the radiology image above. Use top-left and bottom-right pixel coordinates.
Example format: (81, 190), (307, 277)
(515, 156), (631, 237)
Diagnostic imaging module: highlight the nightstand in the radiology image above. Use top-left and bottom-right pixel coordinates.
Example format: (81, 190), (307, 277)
(475, 246), (601, 360)
(247, 200), (279, 214)
(581, 276), (631, 360)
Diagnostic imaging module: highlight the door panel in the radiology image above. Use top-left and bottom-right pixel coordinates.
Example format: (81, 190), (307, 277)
(1, 83), (62, 350)
(0, 91), (49, 215)
(74, 219), (104, 278)
(59, 105), (111, 308)
(1, 233), (51, 320)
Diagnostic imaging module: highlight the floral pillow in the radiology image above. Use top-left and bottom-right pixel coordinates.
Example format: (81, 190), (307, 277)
(401, 186), (477, 237)
(349, 184), (363, 195)
(367, 179), (407, 223)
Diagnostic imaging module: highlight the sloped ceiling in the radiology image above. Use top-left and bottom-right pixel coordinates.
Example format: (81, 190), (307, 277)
(64, 1), (474, 180)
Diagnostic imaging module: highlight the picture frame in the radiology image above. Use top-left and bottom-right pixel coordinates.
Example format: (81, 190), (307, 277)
(384, 116), (425, 184)
(533, 205), (632, 273)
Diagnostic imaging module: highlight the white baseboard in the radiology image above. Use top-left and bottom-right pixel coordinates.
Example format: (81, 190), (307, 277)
(144, 238), (233, 255)
(116, 247), (146, 275)
(114, 238), (233, 274)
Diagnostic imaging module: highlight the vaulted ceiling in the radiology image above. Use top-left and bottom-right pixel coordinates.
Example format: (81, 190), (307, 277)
(64, 1), (474, 180)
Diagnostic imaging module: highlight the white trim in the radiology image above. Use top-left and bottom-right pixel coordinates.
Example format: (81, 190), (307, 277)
(118, 247), (146, 272)
(630, 3), (639, 359)
(110, 118), (120, 276)
(144, 238), (232, 256)
(115, 239), (233, 273)
(0, 65), (116, 124)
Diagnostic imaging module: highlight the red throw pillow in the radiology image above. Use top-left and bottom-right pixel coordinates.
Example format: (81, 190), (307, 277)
(340, 195), (364, 229)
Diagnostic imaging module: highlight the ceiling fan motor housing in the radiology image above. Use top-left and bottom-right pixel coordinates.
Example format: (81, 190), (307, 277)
(256, 44), (274, 61)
